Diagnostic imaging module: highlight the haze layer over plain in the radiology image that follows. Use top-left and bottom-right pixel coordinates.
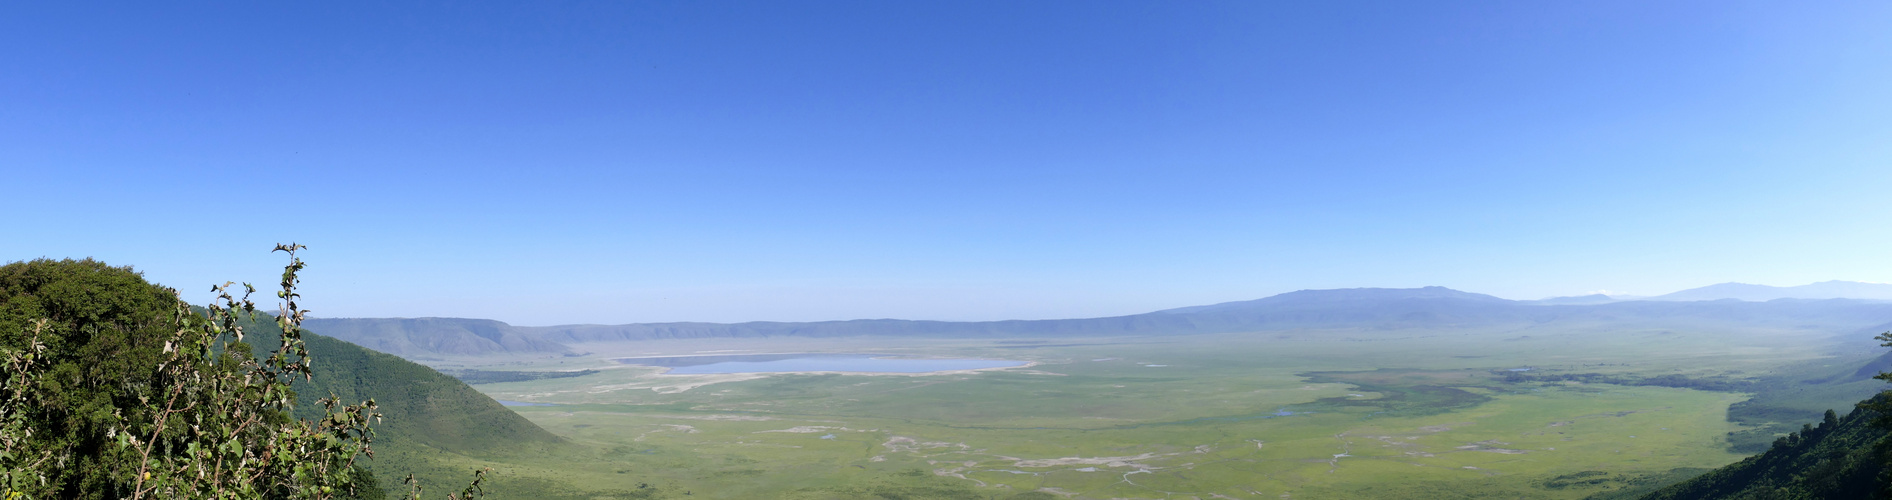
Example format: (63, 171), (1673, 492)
(305, 287), (1892, 499)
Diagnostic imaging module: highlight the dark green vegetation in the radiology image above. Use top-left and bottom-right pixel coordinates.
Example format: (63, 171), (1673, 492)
(1295, 368), (1772, 421)
(1642, 402), (1889, 499)
(237, 314), (565, 497)
(240, 315), (561, 453)
(0, 255), (563, 499)
(0, 258), (199, 498)
(1524, 468), (1713, 498)
(1296, 369), (1514, 417)
(1, 254), (391, 499)
(1499, 371), (1759, 394)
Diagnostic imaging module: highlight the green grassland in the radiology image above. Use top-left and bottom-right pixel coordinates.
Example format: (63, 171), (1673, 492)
(404, 324), (1877, 499)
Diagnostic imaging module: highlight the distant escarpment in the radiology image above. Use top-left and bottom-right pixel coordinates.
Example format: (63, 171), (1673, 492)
(303, 317), (572, 357)
(307, 287), (1892, 359)
(1652, 280), (1892, 302)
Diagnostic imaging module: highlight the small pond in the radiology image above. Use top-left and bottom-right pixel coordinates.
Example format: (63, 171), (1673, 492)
(615, 353), (1026, 374)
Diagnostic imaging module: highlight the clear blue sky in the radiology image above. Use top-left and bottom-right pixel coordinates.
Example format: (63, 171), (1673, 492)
(5, 1), (1891, 325)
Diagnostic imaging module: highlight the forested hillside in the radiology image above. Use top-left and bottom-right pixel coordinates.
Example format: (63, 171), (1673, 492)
(1641, 397), (1890, 499)
(241, 313), (564, 495)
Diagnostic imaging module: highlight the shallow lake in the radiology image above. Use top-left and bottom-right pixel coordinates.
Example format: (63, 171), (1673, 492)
(615, 353), (1026, 374)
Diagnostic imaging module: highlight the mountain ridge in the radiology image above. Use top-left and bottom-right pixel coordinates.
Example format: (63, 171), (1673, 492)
(304, 317), (574, 357)
(1651, 280), (1892, 302)
(1157, 286), (1510, 314)
(304, 287), (1892, 359)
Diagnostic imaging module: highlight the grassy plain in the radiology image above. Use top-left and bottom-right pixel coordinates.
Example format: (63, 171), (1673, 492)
(411, 324), (1869, 499)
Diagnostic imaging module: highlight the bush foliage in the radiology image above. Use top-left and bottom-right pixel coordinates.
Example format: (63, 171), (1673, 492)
(0, 246), (484, 499)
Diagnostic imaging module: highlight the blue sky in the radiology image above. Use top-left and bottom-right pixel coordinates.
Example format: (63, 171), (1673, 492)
(5, 1), (1891, 325)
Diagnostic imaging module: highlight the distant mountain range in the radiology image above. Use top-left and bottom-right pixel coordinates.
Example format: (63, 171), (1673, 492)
(1648, 280), (1892, 302)
(304, 283), (1892, 359)
(1525, 280), (1892, 305)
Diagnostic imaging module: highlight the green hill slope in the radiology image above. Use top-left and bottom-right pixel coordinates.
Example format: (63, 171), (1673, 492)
(238, 313), (564, 495)
(1640, 397), (1891, 499)
(2, 258), (567, 497)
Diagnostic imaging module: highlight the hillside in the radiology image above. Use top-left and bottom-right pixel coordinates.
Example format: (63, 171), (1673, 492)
(306, 287), (1892, 358)
(240, 313), (564, 495)
(1640, 395), (1891, 499)
(0, 258), (563, 497)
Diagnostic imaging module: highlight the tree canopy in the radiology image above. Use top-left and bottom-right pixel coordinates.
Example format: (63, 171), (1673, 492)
(0, 257), (189, 498)
(1, 247), (482, 499)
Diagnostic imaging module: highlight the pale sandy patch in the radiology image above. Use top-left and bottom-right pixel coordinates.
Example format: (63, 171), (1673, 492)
(655, 360), (1040, 378)
(582, 372), (774, 394)
(580, 360), (1042, 394)
(882, 436), (967, 453)
(1418, 422), (1474, 433)
(652, 414), (777, 421)
(757, 425), (876, 434)
(1010, 453), (1164, 468)
(632, 424), (698, 442)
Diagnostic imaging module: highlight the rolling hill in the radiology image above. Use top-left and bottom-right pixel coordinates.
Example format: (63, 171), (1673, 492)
(241, 313), (564, 496)
(0, 258), (563, 498)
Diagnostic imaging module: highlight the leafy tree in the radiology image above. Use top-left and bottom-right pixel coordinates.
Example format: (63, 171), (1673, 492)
(1, 245), (484, 499)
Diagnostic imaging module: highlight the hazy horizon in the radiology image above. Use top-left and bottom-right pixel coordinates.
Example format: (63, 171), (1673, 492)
(293, 280), (1892, 327)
